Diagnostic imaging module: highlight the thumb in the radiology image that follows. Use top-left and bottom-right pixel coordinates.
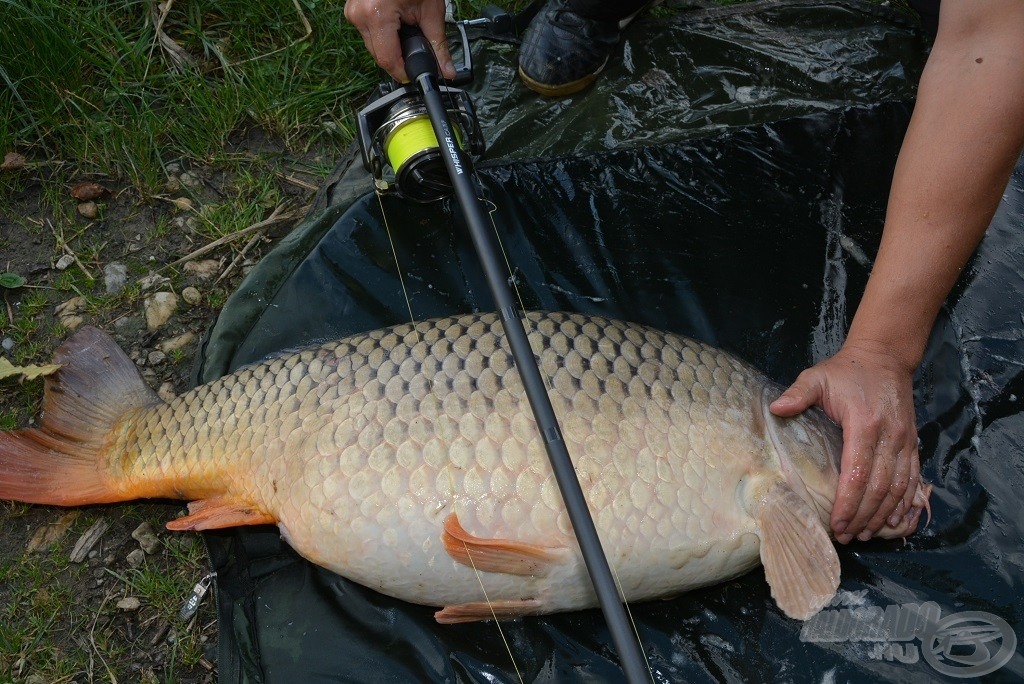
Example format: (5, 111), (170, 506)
(770, 371), (823, 417)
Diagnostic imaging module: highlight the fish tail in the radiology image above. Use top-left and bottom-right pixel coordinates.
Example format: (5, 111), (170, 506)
(0, 326), (159, 506)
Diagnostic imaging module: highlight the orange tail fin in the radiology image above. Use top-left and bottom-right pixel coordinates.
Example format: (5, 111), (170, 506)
(0, 326), (159, 506)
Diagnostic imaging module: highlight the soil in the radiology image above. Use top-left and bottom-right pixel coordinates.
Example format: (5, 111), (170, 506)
(0, 134), (328, 683)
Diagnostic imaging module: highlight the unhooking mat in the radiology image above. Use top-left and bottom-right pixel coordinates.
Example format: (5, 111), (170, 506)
(195, 2), (1024, 681)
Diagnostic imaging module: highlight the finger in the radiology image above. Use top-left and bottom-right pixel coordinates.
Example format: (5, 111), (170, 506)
(897, 440), (929, 528)
(862, 445), (910, 537)
(769, 369), (823, 417)
(831, 424), (875, 544)
(847, 435), (896, 541)
(418, 9), (455, 79)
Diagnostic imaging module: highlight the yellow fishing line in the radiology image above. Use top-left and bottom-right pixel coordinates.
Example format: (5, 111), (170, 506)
(384, 116), (439, 174)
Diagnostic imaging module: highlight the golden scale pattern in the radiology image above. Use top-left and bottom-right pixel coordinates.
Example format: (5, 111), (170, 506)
(123, 311), (767, 579)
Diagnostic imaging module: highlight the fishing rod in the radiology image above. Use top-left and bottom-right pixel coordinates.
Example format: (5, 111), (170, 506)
(356, 19), (652, 684)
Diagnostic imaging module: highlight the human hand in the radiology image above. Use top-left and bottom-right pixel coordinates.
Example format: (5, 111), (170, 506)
(344, 0), (456, 82)
(769, 342), (922, 544)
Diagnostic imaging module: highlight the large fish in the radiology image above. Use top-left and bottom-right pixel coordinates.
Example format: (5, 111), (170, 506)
(0, 312), (929, 621)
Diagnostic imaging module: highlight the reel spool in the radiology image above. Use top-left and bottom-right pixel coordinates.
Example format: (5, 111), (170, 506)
(357, 22), (485, 203)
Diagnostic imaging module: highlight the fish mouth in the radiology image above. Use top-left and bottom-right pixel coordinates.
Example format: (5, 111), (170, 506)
(875, 482), (933, 539)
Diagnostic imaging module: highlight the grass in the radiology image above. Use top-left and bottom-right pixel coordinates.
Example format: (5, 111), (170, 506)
(1, 0), (379, 196)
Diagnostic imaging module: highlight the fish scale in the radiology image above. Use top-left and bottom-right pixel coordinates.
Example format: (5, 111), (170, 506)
(0, 312), (932, 622)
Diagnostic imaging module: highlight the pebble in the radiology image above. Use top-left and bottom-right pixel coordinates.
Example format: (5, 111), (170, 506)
(184, 259), (221, 281)
(182, 286), (202, 306)
(158, 331), (195, 354)
(147, 350), (167, 366)
(55, 254), (75, 270)
(164, 176), (182, 193)
(77, 201), (98, 219)
(93, 568), (106, 580)
(126, 548), (146, 568)
(172, 197), (194, 211)
(104, 262), (128, 294)
(138, 273), (170, 291)
(117, 597), (142, 612)
(167, 162), (182, 174)
(179, 172), (200, 188)
(2, 337), (14, 351)
(131, 521), (161, 554)
(144, 292), (177, 331)
(157, 382), (177, 402)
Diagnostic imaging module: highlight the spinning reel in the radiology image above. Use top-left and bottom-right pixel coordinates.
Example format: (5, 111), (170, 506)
(357, 21), (486, 203)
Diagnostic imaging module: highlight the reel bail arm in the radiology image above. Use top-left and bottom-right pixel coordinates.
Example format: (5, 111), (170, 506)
(396, 23), (652, 684)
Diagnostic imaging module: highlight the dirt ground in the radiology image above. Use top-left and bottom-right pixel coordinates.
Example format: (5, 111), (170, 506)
(0, 134), (327, 683)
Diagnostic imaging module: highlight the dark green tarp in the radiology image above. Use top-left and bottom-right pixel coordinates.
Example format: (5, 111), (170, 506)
(196, 2), (1024, 681)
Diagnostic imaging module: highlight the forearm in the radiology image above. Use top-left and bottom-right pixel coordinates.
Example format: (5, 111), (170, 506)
(846, 0), (1024, 370)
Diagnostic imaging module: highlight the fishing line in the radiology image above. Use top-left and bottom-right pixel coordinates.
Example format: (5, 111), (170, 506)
(477, 188), (654, 680)
(444, 469), (526, 684)
(376, 191), (417, 328)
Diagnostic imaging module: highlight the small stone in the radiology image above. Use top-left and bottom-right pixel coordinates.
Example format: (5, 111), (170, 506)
(157, 382), (177, 402)
(138, 273), (170, 291)
(158, 331), (195, 354)
(147, 350), (166, 366)
(181, 286), (202, 306)
(171, 197), (194, 211)
(117, 597), (142, 612)
(55, 297), (87, 330)
(126, 548), (146, 568)
(93, 568), (106, 580)
(143, 292), (177, 331)
(104, 262), (128, 294)
(77, 201), (99, 219)
(164, 176), (182, 193)
(179, 172), (200, 188)
(183, 259), (221, 281)
(55, 254), (75, 270)
(2, 337), (14, 351)
(131, 521), (161, 554)
(166, 162), (182, 174)
(2, 151), (27, 171)
(60, 315), (84, 331)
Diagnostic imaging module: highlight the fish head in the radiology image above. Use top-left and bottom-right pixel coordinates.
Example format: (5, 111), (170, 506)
(761, 388), (843, 527)
(761, 386), (933, 539)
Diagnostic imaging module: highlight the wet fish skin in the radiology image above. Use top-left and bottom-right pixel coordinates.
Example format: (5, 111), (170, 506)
(0, 312), (931, 622)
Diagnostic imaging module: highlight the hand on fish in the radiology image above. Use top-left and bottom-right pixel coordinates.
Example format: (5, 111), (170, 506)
(771, 342), (923, 544)
(0, 312), (931, 623)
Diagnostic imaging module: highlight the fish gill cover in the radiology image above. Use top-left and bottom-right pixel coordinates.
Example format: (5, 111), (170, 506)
(197, 2), (1024, 682)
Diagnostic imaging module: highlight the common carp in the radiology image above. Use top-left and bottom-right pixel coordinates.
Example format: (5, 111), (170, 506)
(0, 312), (930, 621)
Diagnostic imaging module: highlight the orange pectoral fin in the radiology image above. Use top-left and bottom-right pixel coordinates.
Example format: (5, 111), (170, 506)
(435, 598), (543, 624)
(166, 497), (276, 531)
(442, 513), (566, 577)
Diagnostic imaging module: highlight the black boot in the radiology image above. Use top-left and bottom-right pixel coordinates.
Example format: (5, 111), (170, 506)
(518, 0), (655, 97)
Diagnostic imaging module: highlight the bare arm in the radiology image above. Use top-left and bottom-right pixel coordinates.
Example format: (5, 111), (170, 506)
(344, 0), (456, 82)
(772, 0), (1024, 543)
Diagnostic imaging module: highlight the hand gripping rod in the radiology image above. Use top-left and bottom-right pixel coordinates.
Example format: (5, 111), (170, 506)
(398, 25), (651, 684)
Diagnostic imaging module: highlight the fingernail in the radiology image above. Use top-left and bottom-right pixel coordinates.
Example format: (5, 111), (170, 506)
(836, 533), (853, 544)
(887, 513), (902, 527)
(857, 530), (872, 542)
(834, 521), (848, 535)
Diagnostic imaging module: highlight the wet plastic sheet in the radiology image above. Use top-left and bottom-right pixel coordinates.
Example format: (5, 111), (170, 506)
(196, 2), (1024, 682)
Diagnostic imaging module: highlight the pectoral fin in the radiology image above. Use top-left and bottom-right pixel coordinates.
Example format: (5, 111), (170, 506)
(442, 513), (566, 577)
(435, 598), (543, 624)
(166, 497), (276, 531)
(758, 482), (839, 620)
